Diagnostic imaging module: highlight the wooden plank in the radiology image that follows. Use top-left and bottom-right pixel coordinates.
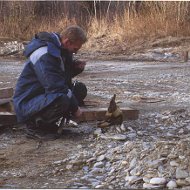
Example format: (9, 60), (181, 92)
(0, 107), (139, 126)
(77, 107), (139, 122)
(0, 98), (12, 105)
(0, 98), (14, 112)
(0, 112), (17, 126)
(0, 88), (13, 99)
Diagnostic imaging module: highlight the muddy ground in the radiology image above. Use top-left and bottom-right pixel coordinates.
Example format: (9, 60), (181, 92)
(0, 51), (190, 189)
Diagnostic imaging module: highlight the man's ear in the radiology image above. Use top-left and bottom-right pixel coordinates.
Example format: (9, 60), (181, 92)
(62, 38), (70, 47)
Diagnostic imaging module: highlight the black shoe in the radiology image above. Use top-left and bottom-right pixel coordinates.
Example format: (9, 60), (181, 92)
(25, 121), (59, 140)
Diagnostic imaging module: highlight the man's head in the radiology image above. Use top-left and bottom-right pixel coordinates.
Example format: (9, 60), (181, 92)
(61, 25), (87, 54)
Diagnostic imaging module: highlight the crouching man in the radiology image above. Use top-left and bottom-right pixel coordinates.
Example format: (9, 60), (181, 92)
(13, 25), (87, 138)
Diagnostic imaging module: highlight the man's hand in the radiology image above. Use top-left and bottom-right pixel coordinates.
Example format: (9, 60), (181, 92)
(74, 60), (86, 70)
(74, 107), (82, 118)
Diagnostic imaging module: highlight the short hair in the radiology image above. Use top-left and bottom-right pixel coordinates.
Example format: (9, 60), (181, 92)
(61, 25), (87, 44)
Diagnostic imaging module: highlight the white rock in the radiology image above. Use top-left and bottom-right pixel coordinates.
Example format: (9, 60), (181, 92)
(116, 126), (122, 133)
(143, 177), (150, 183)
(66, 164), (73, 170)
(94, 128), (102, 135)
(125, 176), (139, 183)
(77, 144), (82, 149)
(143, 183), (163, 189)
(95, 185), (105, 188)
(170, 160), (179, 167)
(94, 161), (104, 168)
(129, 157), (137, 170)
(179, 155), (185, 160)
(166, 180), (177, 189)
(130, 167), (139, 176)
(120, 123), (126, 131)
(99, 134), (127, 140)
(185, 177), (190, 183)
(111, 134), (127, 140)
(150, 177), (167, 185)
(53, 160), (62, 164)
(121, 160), (128, 166)
(178, 128), (184, 134)
(97, 155), (105, 162)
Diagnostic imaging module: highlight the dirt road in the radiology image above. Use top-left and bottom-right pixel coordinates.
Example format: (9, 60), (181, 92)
(0, 58), (190, 189)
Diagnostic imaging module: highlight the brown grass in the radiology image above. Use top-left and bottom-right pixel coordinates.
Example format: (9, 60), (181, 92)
(84, 1), (190, 52)
(1, 1), (190, 47)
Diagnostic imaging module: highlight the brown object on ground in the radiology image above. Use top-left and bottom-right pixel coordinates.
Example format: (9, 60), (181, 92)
(97, 94), (124, 128)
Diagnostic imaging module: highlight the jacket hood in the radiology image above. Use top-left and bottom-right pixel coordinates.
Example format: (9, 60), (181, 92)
(24, 32), (62, 58)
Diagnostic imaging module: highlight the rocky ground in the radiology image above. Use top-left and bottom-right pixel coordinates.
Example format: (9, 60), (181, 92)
(0, 38), (190, 189)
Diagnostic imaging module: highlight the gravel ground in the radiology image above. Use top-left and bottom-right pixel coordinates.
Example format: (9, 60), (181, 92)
(0, 56), (190, 189)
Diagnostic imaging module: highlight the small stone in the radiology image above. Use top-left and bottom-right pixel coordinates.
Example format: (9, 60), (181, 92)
(144, 173), (156, 179)
(150, 177), (167, 185)
(121, 160), (128, 166)
(66, 164), (73, 170)
(176, 179), (189, 186)
(176, 168), (189, 179)
(90, 168), (103, 175)
(166, 180), (177, 189)
(186, 125), (190, 130)
(168, 153), (178, 159)
(178, 128), (184, 134)
(179, 155), (185, 160)
(111, 134), (127, 140)
(125, 176), (141, 184)
(53, 160), (62, 165)
(143, 177), (150, 183)
(83, 166), (89, 172)
(143, 183), (163, 189)
(147, 160), (162, 169)
(120, 123), (126, 131)
(96, 176), (104, 180)
(137, 131), (143, 136)
(185, 177), (190, 183)
(79, 186), (90, 189)
(116, 126), (122, 133)
(77, 144), (83, 149)
(91, 181), (100, 188)
(170, 160), (179, 167)
(86, 157), (96, 163)
(94, 161), (104, 168)
(108, 168), (115, 176)
(129, 157), (137, 170)
(95, 184), (105, 188)
(97, 155), (105, 162)
(94, 128), (102, 135)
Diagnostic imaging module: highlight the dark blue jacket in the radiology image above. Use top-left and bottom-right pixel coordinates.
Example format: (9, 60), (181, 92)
(13, 32), (82, 122)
